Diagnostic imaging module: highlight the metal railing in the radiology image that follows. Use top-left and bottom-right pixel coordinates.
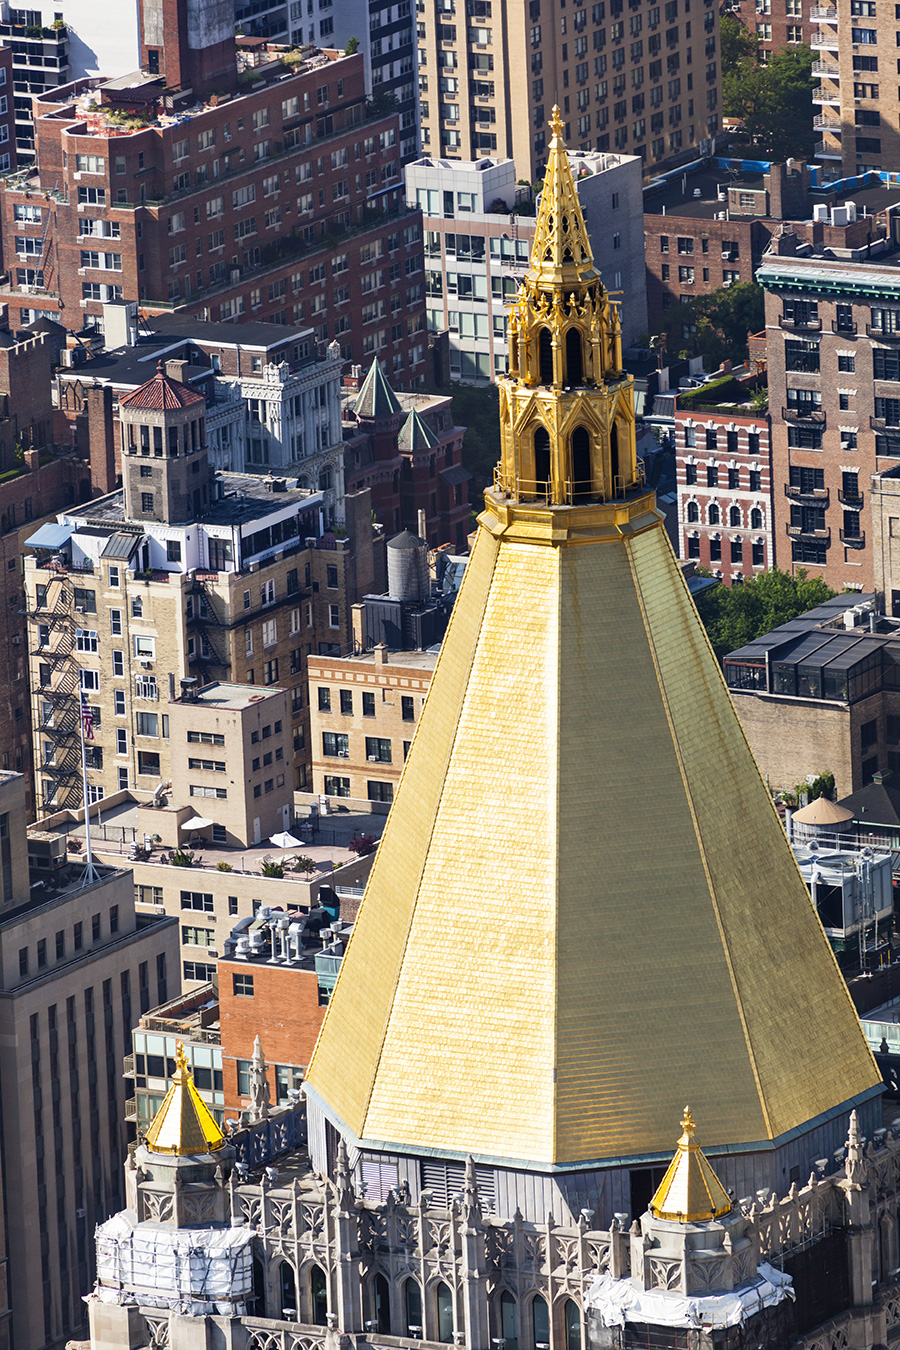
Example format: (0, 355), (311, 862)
(783, 405), (825, 423)
(840, 529), (865, 549)
(785, 484), (829, 502)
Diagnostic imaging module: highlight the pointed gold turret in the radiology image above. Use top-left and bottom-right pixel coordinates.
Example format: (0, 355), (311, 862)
(499, 107), (636, 505)
(144, 1042), (226, 1156)
(649, 1108), (733, 1223)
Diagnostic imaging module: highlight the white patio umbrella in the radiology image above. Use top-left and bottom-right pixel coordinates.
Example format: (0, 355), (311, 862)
(269, 830), (306, 849)
(182, 815), (214, 830)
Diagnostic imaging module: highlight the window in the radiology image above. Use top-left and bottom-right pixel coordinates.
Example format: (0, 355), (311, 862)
(233, 973), (255, 996)
(318, 687), (331, 711)
(182, 926), (215, 947)
(136, 712), (159, 737)
(368, 781), (394, 802)
(402, 695), (415, 722)
(366, 736), (392, 764)
(340, 689), (353, 715)
(133, 635), (155, 658)
(190, 785), (227, 798)
(706, 465), (718, 486)
(137, 751), (160, 777)
(323, 732), (349, 757)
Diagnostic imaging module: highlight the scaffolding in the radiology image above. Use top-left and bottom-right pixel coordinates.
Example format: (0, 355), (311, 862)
(95, 1212), (254, 1313)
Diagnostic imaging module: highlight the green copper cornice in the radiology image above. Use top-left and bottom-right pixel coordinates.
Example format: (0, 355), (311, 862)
(757, 262), (900, 301)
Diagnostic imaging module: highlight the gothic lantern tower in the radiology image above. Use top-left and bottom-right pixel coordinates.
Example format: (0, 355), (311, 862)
(499, 106), (637, 505)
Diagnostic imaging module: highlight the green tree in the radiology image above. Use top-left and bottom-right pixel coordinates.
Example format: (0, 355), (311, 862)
(657, 281), (764, 367)
(425, 381), (501, 495)
(720, 12), (759, 72)
(722, 34), (815, 159)
(694, 567), (835, 662)
(345, 35), (360, 54)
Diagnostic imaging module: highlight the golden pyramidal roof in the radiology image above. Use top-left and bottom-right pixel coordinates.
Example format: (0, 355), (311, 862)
(144, 1042), (226, 1156)
(649, 1108), (732, 1222)
(304, 115), (880, 1171)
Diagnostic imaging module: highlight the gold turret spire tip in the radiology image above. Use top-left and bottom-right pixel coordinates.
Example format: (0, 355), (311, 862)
(144, 1039), (227, 1156)
(648, 1107), (732, 1223)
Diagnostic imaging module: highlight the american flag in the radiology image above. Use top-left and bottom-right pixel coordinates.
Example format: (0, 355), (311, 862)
(81, 696), (94, 741)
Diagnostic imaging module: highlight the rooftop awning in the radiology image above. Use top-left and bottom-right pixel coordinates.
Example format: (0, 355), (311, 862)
(25, 522), (73, 550)
(101, 532), (143, 560)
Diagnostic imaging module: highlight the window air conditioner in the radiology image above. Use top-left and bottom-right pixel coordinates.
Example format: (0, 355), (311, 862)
(75, 606), (84, 613)
(140, 660), (153, 669)
(367, 754), (378, 761)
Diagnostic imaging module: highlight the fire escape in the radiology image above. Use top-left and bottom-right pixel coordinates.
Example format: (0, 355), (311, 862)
(187, 574), (231, 684)
(29, 565), (86, 809)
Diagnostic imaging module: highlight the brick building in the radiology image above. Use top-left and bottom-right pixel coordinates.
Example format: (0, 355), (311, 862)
(23, 361), (383, 811)
(0, 46), (430, 379)
(342, 356), (470, 549)
(674, 372), (773, 583)
(0, 324), (91, 818)
(643, 159), (900, 330)
(724, 0), (811, 65)
(308, 644), (437, 803)
(758, 245), (900, 592)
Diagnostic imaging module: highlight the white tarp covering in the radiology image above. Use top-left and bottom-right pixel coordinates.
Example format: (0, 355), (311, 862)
(95, 1211), (254, 1312)
(586, 1263), (794, 1331)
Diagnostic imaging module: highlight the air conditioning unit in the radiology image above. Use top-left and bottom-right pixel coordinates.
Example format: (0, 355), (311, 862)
(140, 660), (153, 669)
(367, 754), (378, 761)
(75, 606), (84, 613)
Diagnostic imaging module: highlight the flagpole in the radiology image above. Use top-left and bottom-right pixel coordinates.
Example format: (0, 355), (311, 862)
(79, 692), (98, 885)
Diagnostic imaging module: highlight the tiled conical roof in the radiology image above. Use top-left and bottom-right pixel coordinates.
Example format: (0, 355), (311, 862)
(119, 360), (205, 412)
(144, 1042), (226, 1155)
(650, 1108), (732, 1222)
(398, 408), (440, 453)
(354, 357), (401, 418)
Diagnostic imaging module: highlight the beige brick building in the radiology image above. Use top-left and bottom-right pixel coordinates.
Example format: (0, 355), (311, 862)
(415, 0), (722, 180)
(22, 364), (382, 815)
(307, 646), (437, 803)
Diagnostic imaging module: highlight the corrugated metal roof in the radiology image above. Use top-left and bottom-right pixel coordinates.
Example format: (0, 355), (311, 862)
(101, 532), (142, 560)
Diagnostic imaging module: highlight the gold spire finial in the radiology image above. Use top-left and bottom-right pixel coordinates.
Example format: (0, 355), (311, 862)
(649, 1108), (731, 1223)
(526, 107), (596, 285)
(144, 1039), (227, 1155)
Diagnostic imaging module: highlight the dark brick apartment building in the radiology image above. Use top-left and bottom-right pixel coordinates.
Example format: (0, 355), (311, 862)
(758, 241), (900, 594)
(644, 159), (900, 329)
(0, 45), (430, 382)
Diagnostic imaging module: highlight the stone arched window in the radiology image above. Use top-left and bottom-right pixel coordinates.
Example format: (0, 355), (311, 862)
(279, 1263), (298, 1320)
(499, 1292), (519, 1350)
(751, 507), (763, 529)
(404, 1279), (423, 1337)
(708, 503), (720, 526)
(686, 501), (699, 523)
(729, 505), (741, 527)
(373, 1273), (391, 1335)
(564, 1299), (582, 1350)
(309, 1265), (328, 1327)
(532, 1295), (550, 1348)
(435, 1282), (454, 1343)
